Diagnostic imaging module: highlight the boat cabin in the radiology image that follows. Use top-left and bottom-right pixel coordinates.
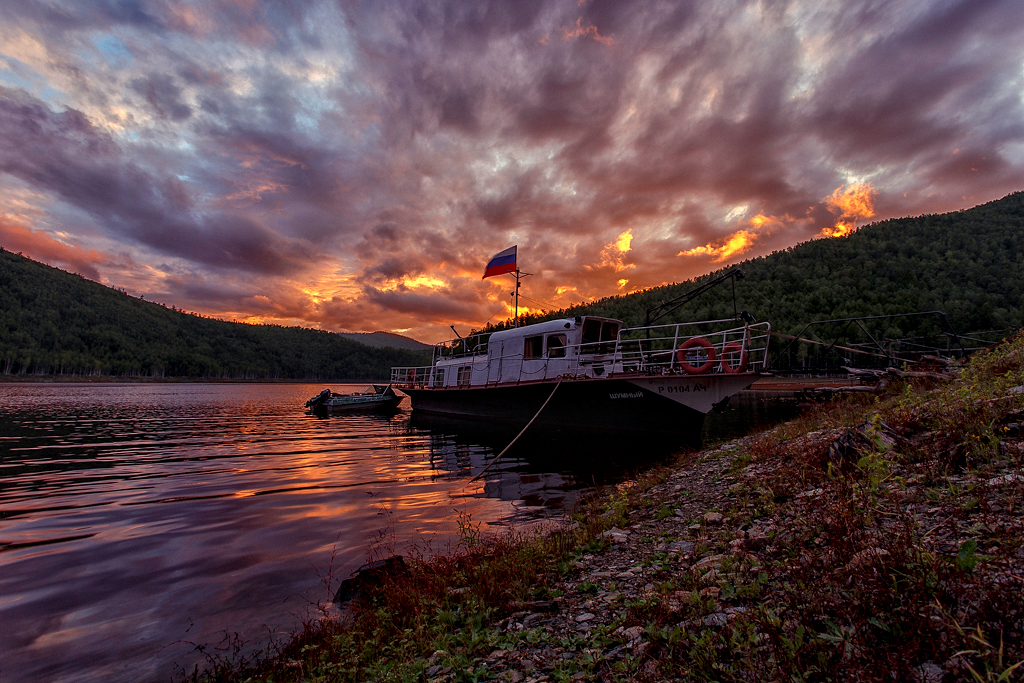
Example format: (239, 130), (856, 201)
(430, 316), (621, 388)
(392, 313), (769, 390)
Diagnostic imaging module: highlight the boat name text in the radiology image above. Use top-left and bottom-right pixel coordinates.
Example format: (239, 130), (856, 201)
(609, 391), (644, 400)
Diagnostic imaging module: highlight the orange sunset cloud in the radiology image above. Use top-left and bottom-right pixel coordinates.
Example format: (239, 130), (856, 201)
(821, 183), (878, 238)
(1, 0), (1022, 341)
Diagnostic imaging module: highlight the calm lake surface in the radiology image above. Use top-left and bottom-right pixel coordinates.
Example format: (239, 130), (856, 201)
(0, 382), (706, 683)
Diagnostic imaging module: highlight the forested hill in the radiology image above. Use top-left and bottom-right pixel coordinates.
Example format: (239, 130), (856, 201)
(513, 191), (1024, 338)
(0, 250), (430, 380)
(4, 192), (1022, 379)
(337, 331), (430, 351)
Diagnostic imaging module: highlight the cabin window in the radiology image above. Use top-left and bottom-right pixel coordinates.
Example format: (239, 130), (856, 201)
(524, 335), (544, 359)
(580, 320), (620, 354)
(457, 366), (472, 387)
(546, 334), (567, 358)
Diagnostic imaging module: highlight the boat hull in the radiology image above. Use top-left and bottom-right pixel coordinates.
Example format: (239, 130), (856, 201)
(403, 374), (757, 439)
(316, 395), (403, 414)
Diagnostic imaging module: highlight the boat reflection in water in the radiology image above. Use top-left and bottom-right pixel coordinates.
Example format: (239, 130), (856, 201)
(409, 410), (694, 519)
(701, 387), (803, 440)
(408, 381), (804, 519)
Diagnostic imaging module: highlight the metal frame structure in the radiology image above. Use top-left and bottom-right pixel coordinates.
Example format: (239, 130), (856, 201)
(644, 267), (747, 328)
(765, 311), (967, 372)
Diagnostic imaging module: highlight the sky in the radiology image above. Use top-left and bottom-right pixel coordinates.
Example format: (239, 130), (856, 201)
(2, 0), (1024, 342)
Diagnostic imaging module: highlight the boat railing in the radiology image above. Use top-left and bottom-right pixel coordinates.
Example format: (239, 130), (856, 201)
(391, 319), (771, 388)
(617, 320), (771, 374)
(390, 365), (443, 388)
(433, 331), (491, 359)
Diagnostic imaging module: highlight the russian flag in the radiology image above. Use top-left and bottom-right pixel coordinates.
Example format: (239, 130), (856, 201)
(482, 245), (516, 279)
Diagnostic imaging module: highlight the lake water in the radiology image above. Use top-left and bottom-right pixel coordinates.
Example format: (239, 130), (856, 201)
(0, 382), (704, 683)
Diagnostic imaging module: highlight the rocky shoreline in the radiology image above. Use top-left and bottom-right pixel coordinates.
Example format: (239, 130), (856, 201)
(465, 438), (757, 682)
(456, 417), (1023, 681)
(200, 334), (1024, 683)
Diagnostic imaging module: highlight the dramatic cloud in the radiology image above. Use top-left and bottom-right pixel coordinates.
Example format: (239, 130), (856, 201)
(2, 0), (1024, 340)
(821, 184), (878, 238)
(0, 215), (107, 280)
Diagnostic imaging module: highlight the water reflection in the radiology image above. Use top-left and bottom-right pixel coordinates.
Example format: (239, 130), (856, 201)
(0, 382), (789, 682)
(411, 411), (700, 523)
(702, 389), (802, 441)
(0, 382), (697, 683)
(411, 412), (686, 479)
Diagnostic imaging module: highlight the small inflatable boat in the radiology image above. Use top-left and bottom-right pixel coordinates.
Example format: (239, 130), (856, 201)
(305, 384), (402, 415)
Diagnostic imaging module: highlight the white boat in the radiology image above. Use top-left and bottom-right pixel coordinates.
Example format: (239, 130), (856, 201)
(390, 316), (770, 440)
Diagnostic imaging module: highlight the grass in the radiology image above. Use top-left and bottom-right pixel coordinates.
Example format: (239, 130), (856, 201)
(620, 333), (1024, 681)
(186, 333), (1024, 682)
(184, 465), (674, 682)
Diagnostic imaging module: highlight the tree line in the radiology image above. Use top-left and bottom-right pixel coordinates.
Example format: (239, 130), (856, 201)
(489, 191), (1024, 367)
(0, 250), (430, 380)
(4, 191), (1023, 379)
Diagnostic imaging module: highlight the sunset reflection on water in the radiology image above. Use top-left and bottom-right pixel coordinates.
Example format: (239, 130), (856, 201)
(0, 382), (656, 683)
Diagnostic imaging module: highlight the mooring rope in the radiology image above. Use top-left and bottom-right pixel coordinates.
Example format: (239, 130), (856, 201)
(470, 377), (564, 482)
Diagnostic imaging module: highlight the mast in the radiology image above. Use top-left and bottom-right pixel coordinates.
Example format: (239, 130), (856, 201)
(514, 268), (521, 326)
(512, 268), (531, 327)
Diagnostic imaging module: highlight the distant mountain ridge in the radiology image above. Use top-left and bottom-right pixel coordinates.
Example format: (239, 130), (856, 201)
(337, 331), (430, 351)
(0, 250), (430, 380)
(4, 191), (1023, 379)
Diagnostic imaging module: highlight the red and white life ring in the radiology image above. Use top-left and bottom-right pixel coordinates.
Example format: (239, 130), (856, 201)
(676, 337), (716, 375)
(719, 341), (748, 373)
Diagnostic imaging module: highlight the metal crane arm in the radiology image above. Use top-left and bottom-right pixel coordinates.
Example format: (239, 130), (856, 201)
(645, 267), (745, 327)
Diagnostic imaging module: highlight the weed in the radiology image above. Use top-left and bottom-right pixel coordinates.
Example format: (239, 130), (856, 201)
(952, 624), (1024, 682)
(191, 333), (1024, 683)
(653, 504), (676, 520)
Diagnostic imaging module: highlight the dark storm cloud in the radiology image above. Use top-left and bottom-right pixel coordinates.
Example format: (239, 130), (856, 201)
(354, 222), (465, 284)
(0, 0), (164, 33)
(203, 124), (340, 204)
(131, 73), (192, 120)
(4, 0), (1024, 338)
(808, 0), (1024, 162)
(0, 87), (314, 274)
(520, 7), (806, 222)
(345, 0), (809, 241)
(363, 286), (486, 322)
(602, 1), (1021, 221)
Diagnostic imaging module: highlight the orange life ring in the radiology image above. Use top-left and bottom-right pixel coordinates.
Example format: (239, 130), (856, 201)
(676, 337), (716, 375)
(720, 341), (748, 373)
